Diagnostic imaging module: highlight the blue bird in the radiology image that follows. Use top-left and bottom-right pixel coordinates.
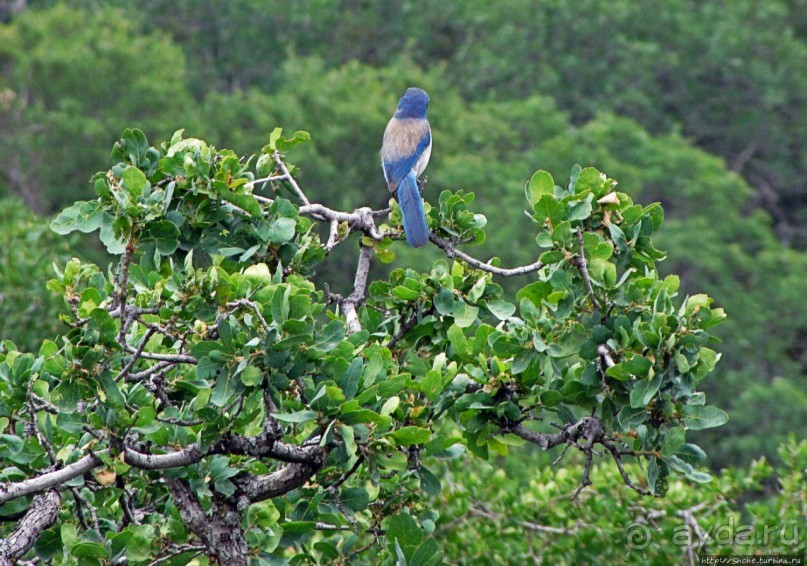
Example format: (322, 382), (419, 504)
(381, 87), (431, 248)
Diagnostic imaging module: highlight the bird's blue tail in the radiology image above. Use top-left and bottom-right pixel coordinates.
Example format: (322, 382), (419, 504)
(397, 172), (428, 247)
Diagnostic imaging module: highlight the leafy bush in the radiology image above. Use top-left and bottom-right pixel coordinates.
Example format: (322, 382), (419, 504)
(0, 129), (728, 563)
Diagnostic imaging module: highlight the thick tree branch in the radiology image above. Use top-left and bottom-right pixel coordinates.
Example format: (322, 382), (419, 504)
(0, 491), (61, 566)
(299, 204), (384, 240)
(236, 460), (322, 503)
(124, 445), (205, 469)
(164, 480), (248, 566)
(0, 451), (106, 505)
(123, 431), (323, 470)
(163, 478), (212, 547)
(337, 245), (373, 335)
(122, 345), (196, 364)
(0, 428), (324, 505)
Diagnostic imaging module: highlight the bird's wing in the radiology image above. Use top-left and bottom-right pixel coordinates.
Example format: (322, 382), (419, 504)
(381, 119), (431, 191)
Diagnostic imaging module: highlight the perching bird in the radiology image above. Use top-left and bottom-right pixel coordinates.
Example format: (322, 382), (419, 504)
(381, 87), (431, 247)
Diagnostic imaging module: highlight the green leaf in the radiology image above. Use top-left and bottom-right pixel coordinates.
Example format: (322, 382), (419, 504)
(341, 409), (392, 429)
(681, 405), (729, 430)
(617, 406), (647, 430)
(410, 538), (441, 566)
(420, 370), (442, 402)
(533, 194), (566, 227)
(240, 365), (263, 386)
(51, 201), (105, 235)
(433, 287), (455, 316)
(644, 202), (665, 230)
(247, 500), (280, 529)
(662, 454), (712, 483)
(220, 188), (263, 217)
(380, 396), (401, 417)
(526, 170), (555, 206)
(87, 308), (117, 346)
(587, 258), (617, 287)
(99, 371), (125, 409)
(276, 130), (311, 151)
(661, 426), (686, 456)
(605, 363), (631, 381)
(387, 512), (424, 555)
(516, 281), (552, 307)
(447, 324), (468, 357)
(99, 219), (127, 254)
(338, 358), (362, 401)
(485, 300), (516, 320)
(122, 166), (148, 197)
(630, 372), (662, 408)
(266, 217), (297, 244)
(390, 426), (431, 446)
(281, 521), (316, 535)
(340, 487), (370, 511)
(71, 541), (109, 559)
(674, 352), (691, 374)
(273, 410), (318, 423)
(392, 285), (421, 301)
(124, 525), (154, 562)
(143, 220), (180, 255)
(452, 302), (479, 328)
(567, 196), (593, 221)
(540, 390), (562, 406)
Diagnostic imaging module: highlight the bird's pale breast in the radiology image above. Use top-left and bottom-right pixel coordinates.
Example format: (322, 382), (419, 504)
(381, 118), (431, 162)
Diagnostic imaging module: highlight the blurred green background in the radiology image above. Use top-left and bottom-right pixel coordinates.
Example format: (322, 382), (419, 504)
(1, 0), (805, 474)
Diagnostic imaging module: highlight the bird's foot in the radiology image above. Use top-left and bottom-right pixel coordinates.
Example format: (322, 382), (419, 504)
(417, 175), (428, 193)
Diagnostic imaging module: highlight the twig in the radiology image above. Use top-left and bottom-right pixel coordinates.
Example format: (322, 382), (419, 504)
(117, 227), (137, 346)
(225, 299), (270, 332)
(429, 234), (544, 277)
(115, 326), (157, 381)
(506, 417), (652, 497)
(327, 455), (365, 493)
(325, 218), (341, 251)
(387, 305), (435, 349)
(570, 227), (602, 311)
(126, 360), (175, 383)
(146, 545), (207, 566)
(326, 455), (365, 529)
(155, 416), (204, 427)
(69, 487), (100, 534)
(274, 151), (310, 206)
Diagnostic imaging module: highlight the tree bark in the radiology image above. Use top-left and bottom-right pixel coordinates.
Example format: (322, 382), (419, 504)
(0, 490), (61, 565)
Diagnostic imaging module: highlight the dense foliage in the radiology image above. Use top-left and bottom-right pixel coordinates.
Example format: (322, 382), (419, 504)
(0, 199), (72, 352)
(0, 129), (732, 563)
(0, 2), (804, 562)
(435, 436), (805, 563)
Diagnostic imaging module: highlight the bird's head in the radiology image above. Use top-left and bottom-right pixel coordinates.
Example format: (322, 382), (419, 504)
(394, 87), (430, 119)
